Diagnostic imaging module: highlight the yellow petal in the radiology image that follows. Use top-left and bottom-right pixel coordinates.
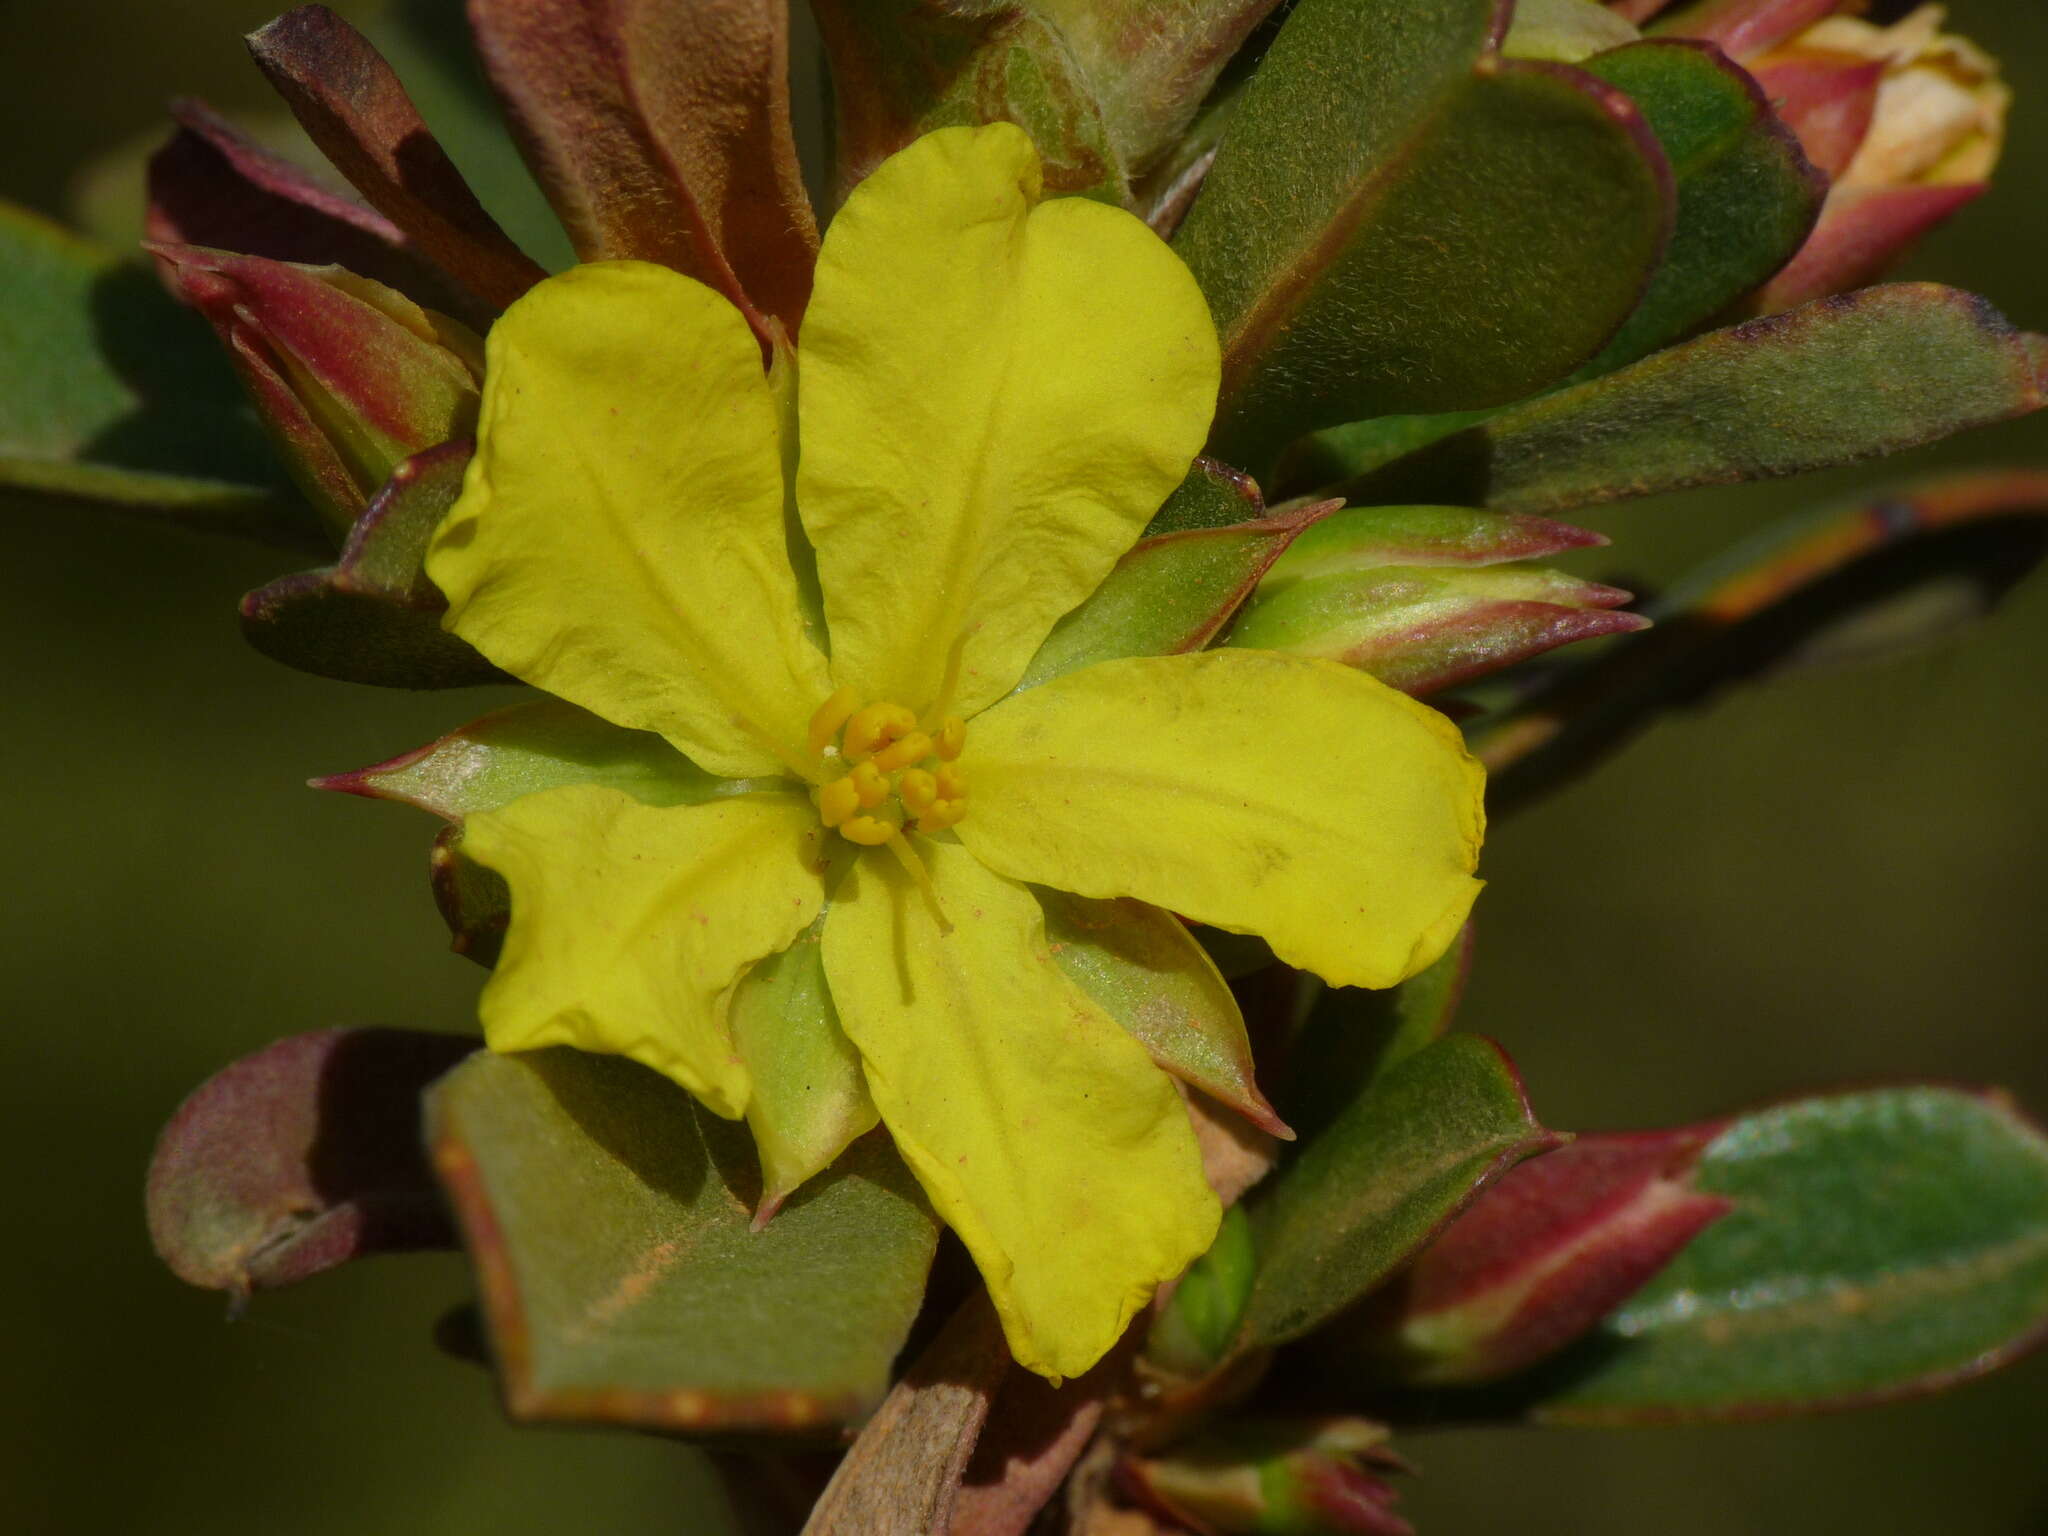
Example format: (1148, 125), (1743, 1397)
(796, 124), (1219, 720)
(728, 912), (880, 1218)
(427, 262), (830, 779)
(822, 839), (1219, 1381)
(462, 785), (828, 1119)
(957, 651), (1485, 989)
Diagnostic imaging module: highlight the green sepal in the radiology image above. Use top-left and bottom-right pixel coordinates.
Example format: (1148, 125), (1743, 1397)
(1037, 888), (1289, 1137)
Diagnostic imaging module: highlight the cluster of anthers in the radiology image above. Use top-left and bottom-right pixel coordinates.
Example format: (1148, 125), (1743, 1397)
(806, 688), (969, 846)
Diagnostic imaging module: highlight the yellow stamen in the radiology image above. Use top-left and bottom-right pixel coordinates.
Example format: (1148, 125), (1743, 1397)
(919, 799), (967, 832)
(844, 702), (918, 760)
(935, 716), (966, 761)
(899, 769), (938, 814)
(840, 812), (901, 846)
(874, 731), (934, 773)
(850, 760), (891, 807)
(807, 686), (863, 759)
(885, 832), (953, 935)
(924, 629), (972, 729)
(817, 776), (861, 828)
(935, 762), (968, 802)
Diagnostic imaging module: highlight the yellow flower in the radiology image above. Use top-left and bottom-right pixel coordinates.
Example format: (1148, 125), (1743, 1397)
(423, 124), (1485, 1381)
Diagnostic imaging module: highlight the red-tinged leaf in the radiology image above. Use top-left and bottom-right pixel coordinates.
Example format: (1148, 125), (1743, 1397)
(146, 98), (485, 323)
(813, 0), (1124, 205)
(1759, 181), (1987, 313)
(1237, 1036), (1563, 1355)
(467, 0), (816, 337)
(1647, 0), (1835, 57)
(148, 1028), (476, 1297)
(240, 439), (506, 687)
(248, 5), (548, 312)
(1748, 52), (1882, 178)
(1019, 500), (1336, 692)
(1339, 1130), (1731, 1386)
(428, 1048), (940, 1432)
(1475, 470), (2048, 813)
(149, 242), (480, 536)
(1145, 456), (1266, 536)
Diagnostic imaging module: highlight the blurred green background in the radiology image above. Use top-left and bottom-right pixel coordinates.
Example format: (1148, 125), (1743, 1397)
(6, 2), (2046, 1532)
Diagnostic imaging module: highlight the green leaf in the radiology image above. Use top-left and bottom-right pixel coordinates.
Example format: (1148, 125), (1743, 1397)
(1037, 889), (1287, 1136)
(1277, 926), (1471, 1148)
(1528, 1087), (2048, 1423)
(427, 1048), (939, 1431)
(0, 201), (311, 545)
(1339, 284), (2047, 514)
(240, 440), (506, 688)
(1472, 470), (2048, 815)
(1017, 501), (1331, 691)
(1572, 39), (1822, 374)
(1143, 455), (1265, 535)
(1238, 1033), (1560, 1354)
(1173, 0), (1672, 473)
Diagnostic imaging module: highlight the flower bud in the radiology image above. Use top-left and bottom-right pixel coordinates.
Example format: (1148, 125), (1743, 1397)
(1656, 2), (2008, 308)
(1335, 1129), (1731, 1386)
(1226, 505), (1648, 697)
(149, 243), (482, 539)
(1121, 1419), (1415, 1536)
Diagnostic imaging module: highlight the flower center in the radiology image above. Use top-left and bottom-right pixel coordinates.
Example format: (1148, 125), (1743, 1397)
(806, 689), (968, 845)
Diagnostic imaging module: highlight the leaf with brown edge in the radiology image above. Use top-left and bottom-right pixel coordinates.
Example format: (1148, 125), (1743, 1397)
(148, 1028), (476, 1298)
(1411, 1087), (2048, 1425)
(1340, 285), (2048, 516)
(1173, 0), (1673, 474)
(466, 0), (816, 336)
(813, 0), (1125, 205)
(145, 98), (480, 323)
(1473, 470), (2048, 815)
(248, 5), (547, 313)
(428, 1048), (940, 1432)
(240, 440), (507, 687)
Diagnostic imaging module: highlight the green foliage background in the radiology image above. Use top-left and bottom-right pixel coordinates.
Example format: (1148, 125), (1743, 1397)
(5, 2), (2045, 1531)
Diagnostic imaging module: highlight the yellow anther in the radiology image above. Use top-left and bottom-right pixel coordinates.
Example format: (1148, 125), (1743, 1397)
(918, 799), (967, 832)
(844, 702), (917, 760)
(849, 760), (891, 808)
(839, 812), (900, 846)
(874, 731), (934, 773)
(817, 776), (861, 828)
(808, 687), (863, 758)
(899, 769), (938, 814)
(935, 762), (968, 802)
(935, 717), (966, 761)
